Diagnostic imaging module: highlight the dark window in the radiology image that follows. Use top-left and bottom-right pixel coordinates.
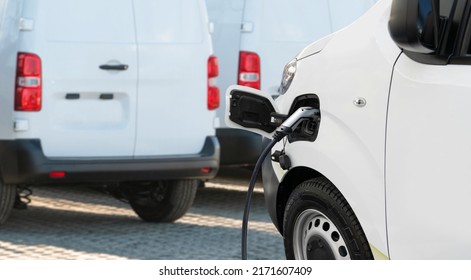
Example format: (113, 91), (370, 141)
(398, 0), (464, 65)
(448, 0), (471, 62)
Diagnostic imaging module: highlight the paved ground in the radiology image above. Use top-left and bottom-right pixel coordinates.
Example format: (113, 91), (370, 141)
(0, 168), (285, 260)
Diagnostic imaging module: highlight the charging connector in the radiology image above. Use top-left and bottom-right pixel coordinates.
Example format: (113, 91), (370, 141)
(241, 107), (319, 260)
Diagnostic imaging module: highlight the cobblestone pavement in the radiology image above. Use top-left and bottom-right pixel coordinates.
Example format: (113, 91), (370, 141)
(0, 168), (285, 260)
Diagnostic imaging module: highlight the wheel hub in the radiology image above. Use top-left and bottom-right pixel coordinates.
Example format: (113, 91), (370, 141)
(306, 235), (335, 260)
(292, 209), (350, 260)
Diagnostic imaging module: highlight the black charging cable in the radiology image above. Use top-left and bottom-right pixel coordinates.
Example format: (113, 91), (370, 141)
(241, 131), (285, 260)
(241, 107), (319, 260)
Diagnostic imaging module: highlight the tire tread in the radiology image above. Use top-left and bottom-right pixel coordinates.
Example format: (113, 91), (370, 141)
(0, 184), (16, 225)
(283, 177), (373, 260)
(129, 180), (198, 223)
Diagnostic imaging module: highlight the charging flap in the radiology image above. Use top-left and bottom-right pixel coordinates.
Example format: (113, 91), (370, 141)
(225, 85), (280, 139)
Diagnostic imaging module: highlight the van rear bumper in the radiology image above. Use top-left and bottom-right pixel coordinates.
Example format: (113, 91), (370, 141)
(0, 137), (219, 185)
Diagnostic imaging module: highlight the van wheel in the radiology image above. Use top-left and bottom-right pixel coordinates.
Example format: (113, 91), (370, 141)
(0, 183), (16, 224)
(283, 177), (373, 260)
(128, 180), (197, 223)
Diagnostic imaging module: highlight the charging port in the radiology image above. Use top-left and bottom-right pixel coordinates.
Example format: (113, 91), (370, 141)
(287, 94), (321, 143)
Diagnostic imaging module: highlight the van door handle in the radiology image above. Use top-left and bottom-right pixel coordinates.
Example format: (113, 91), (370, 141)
(99, 64), (128, 71)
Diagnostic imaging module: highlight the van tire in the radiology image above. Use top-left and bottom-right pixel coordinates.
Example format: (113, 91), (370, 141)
(0, 184), (16, 225)
(283, 177), (373, 260)
(128, 180), (197, 223)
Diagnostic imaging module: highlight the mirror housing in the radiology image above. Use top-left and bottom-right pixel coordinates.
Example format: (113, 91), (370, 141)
(389, 0), (439, 54)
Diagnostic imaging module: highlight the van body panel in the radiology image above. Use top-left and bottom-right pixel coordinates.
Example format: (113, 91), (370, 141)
(0, 0), (21, 140)
(386, 55), (471, 259)
(134, 0), (213, 156)
(16, 0), (138, 157)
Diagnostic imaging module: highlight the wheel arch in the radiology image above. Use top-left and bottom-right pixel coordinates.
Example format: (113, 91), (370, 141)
(277, 165), (387, 259)
(277, 166), (323, 234)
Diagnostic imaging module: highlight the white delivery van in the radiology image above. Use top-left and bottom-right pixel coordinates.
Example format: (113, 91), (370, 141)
(0, 0), (220, 224)
(226, 0), (471, 259)
(206, 0), (378, 166)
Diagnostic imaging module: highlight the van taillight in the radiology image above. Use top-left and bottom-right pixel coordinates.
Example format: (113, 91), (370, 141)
(208, 55), (220, 110)
(238, 51), (260, 90)
(15, 53), (42, 111)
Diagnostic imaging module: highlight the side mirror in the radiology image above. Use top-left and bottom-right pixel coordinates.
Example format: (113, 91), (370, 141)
(389, 0), (439, 54)
(225, 85), (280, 139)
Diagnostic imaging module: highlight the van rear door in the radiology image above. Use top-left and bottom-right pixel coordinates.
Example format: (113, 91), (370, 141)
(18, 0), (138, 157)
(133, 0), (214, 156)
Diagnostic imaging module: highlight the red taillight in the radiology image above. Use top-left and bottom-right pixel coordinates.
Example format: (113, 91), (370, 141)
(15, 53), (42, 111)
(238, 51), (260, 89)
(200, 167), (212, 174)
(208, 55), (220, 110)
(49, 171), (66, 178)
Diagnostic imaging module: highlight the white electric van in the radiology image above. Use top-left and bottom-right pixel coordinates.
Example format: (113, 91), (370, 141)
(226, 0), (471, 259)
(0, 0), (219, 224)
(206, 0), (378, 166)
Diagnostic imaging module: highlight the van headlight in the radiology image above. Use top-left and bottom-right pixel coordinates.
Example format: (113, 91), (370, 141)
(278, 58), (297, 95)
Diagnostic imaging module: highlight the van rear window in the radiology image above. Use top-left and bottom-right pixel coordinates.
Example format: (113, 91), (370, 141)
(45, 0), (135, 43)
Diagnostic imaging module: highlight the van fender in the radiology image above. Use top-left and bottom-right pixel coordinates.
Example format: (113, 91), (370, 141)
(274, 120), (389, 259)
